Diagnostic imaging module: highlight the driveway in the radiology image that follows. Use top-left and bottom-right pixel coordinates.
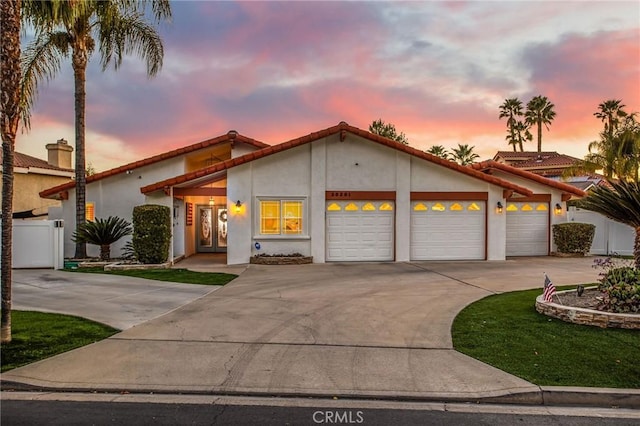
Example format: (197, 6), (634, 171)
(2, 257), (600, 400)
(11, 269), (219, 330)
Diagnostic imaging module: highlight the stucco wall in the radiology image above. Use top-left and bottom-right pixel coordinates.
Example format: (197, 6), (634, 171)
(61, 158), (186, 258)
(3, 173), (71, 215)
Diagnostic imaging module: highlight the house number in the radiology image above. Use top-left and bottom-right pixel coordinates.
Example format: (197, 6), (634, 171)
(330, 192), (352, 198)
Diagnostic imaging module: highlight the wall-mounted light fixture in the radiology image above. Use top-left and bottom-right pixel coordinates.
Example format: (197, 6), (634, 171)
(554, 203), (562, 215)
(208, 197), (214, 206)
(235, 200), (243, 213)
(496, 201), (503, 214)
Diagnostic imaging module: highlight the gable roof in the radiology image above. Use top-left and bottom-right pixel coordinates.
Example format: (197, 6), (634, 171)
(40, 131), (268, 199)
(140, 122), (535, 196)
(493, 151), (581, 173)
(471, 160), (586, 197)
(1, 150), (73, 173)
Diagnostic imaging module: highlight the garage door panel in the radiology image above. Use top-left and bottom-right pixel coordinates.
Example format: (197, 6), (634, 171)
(410, 201), (485, 260)
(506, 202), (549, 256)
(326, 201), (394, 262)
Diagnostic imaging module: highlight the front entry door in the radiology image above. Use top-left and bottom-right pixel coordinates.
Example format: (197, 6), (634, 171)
(196, 205), (227, 253)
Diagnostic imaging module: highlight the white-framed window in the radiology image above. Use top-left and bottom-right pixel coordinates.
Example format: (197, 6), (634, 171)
(257, 198), (306, 236)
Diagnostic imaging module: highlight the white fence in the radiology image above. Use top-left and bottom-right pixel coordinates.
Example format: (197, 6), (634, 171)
(3, 220), (65, 269)
(567, 208), (634, 256)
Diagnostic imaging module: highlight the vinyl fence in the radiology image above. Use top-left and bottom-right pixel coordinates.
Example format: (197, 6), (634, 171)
(567, 208), (634, 256)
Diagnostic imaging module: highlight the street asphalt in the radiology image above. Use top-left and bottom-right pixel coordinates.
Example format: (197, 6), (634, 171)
(2, 256), (639, 408)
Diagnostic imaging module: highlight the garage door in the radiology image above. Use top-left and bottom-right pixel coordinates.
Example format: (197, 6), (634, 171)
(506, 202), (549, 256)
(410, 201), (485, 260)
(326, 201), (394, 261)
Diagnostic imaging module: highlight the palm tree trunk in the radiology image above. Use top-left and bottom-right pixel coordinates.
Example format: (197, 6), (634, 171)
(537, 121), (542, 152)
(72, 40), (89, 259)
(635, 227), (640, 270)
(100, 244), (110, 261)
(0, 0), (21, 344)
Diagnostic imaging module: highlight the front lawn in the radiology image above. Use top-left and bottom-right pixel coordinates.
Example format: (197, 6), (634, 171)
(67, 267), (236, 286)
(1, 311), (118, 372)
(452, 286), (640, 388)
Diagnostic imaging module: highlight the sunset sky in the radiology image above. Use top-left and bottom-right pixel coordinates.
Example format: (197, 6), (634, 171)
(16, 0), (640, 173)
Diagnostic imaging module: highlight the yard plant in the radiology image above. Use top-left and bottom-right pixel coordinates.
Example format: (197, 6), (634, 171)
(552, 222), (595, 255)
(132, 204), (171, 264)
(452, 286), (640, 388)
(72, 216), (132, 261)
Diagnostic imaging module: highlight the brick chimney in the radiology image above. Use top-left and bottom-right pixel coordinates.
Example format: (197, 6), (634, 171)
(46, 138), (73, 169)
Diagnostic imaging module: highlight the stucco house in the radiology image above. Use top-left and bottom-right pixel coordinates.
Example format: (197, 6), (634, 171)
(1, 139), (74, 218)
(41, 122), (585, 264)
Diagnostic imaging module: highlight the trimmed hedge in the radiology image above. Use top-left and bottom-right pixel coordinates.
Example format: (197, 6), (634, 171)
(552, 222), (595, 254)
(132, 204), (171, 264)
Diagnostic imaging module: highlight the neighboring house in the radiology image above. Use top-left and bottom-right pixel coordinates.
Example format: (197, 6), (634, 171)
(1, 139), (74, 218)
(42, 122), (586, 264)
(492, 151), (582, 178)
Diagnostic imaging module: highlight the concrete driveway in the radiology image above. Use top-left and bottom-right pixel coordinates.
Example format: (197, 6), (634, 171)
(11, 269), (219, 330)
(2, 257), (601, 401)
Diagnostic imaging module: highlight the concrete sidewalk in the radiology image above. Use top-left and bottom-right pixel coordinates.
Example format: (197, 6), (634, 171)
(3, 257), (637, 407)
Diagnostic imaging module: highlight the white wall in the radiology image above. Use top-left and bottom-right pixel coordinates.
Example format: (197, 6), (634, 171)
(568, 207), (634, 256)
(61, 157), (186, 258)
(9, 220), (64, 269)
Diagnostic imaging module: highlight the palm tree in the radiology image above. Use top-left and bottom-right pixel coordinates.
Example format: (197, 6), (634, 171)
(594, 99), (628, 140)
(451, 144), (479, 166)
(22, 0), (171, 259)
(525, 95), (556, 152)
(499, 98), (530, 152)
(72, 216), (132, 261)
(1, 0), (22, 344)
(580, 180), (640, 268)
(585, 116), (640, 182)
(426, 145), (451, 160)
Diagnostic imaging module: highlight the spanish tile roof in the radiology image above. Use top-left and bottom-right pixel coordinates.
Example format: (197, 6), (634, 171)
(40, 132), (268, 198)
(471, 160), (586, 197)
(493, 151), (581, 173)
(140, 122), (535, 196)
(0, 150), (73, 173)
(494, 151), (560, 160)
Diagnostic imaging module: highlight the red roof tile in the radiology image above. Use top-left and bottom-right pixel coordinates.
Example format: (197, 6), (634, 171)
(471, 160), (586, 197)
(141, 122), (535, 196)
(1, 150), (73, 173)
(40, 132), (268, 198)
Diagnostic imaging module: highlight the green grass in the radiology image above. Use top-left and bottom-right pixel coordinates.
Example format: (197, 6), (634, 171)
(1, 310), (118, 372)
(66, 267), (237, 286)
(452, 286), (640, 388)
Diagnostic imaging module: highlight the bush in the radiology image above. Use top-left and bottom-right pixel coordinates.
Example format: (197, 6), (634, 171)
(72, 216), (132, 261)
(598, 266), (640, 313)
(552, 222), (595, 254)
(132, 204), (171, 264)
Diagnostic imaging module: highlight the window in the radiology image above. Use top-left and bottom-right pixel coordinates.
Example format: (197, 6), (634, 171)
(432, 202), (445, 211)
(450, 203), (463, 211)
(362, 202), (376, 211)
(327, 203), (341, 211)
(85, 202), (95, 221)
(345, 202), (359, 211)
(379, 202), (393, 211)
(259, 199), (305, 236)
(413, 202), (428, 211)
(468, 202), (481, 211)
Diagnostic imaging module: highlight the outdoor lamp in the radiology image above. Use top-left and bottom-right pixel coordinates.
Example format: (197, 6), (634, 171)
(496, 201), (503, 214)
(208, 197), (214, 206)
(235, 200), (243, 213)
(554, 203), (562, 215)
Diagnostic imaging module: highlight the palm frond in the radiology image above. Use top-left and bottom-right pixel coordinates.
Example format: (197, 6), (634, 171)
(580, 180), (640, 228)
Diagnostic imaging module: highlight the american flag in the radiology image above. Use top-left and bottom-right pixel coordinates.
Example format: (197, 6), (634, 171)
(543, 274), (556, 302)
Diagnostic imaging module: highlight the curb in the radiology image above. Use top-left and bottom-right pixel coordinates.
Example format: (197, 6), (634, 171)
(2, 381), (638, 409)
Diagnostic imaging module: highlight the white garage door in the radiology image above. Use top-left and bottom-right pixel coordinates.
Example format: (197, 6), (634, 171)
(326, 201), (394, 261)
(410, 201), (485, 260)
(506, 202), (549, 256)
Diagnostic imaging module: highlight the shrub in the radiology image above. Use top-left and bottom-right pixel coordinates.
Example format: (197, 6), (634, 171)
(132, 204), (171, 264)
(552, 222), (595, 254)
(72, 216), (132, 261)
(593, 258), (640, 313)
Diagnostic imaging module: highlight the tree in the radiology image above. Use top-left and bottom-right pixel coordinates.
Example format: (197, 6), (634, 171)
(426, 145), (451, 160)
(585, 114), (640, 182)
(499, 98), (530, 152)
(72, 216), (132, 261)
(369, 119), (409, 145)
(451, 144), (479, 166)
(580, 180), (640, 268)
(525, 95), (556, 152)
(1, 0), (22, 344)
(594, 99), (628, 140)
(22, 0), (171, 259)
